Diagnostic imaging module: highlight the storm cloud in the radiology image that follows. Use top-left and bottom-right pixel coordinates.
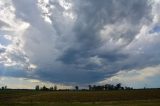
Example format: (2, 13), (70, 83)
(0, 0), (160, 86)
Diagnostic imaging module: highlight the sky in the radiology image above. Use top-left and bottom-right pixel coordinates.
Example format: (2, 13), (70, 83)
(0, 0), (160, 89)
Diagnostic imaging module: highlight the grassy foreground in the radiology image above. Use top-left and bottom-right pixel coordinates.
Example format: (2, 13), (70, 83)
(0, 89), (160, 106)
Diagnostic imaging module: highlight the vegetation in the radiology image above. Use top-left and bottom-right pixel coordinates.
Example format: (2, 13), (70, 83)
(33, 83), (133, 91)
(1, 86), (7, 90)
(87, 83), (133, 91)
(34, 85), (58, 91)
(0, 84), (159, 106)
(0, 89), (160, 106)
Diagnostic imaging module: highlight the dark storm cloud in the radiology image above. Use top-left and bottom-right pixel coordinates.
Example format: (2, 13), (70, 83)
(1, 0), (160, 85)
(60, 0), (151, 61)
(35, 68), (106, 84)
(58, 0), (152, 74)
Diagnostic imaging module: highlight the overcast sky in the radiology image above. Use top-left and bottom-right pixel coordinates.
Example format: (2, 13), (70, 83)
(0, 0), (160, 89)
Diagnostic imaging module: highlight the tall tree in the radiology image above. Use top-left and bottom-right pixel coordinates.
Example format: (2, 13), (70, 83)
(35, 85), (40, 91)
(116, 83), (121, 90)
(54, 85), (57, 91)
(75, 86), (79, 91)
(88, 85), (92, 91)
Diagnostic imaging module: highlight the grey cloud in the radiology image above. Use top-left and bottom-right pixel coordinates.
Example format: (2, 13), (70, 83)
(0, 20), (10, 28)
(0, 0), (160, 85)
(59, 0), (152, 71)
(0, 46), (6, 53)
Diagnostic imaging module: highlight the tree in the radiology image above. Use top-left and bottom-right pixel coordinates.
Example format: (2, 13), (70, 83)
(88, 85), (92, 91)
(35, 85), (40, 91)
(50, 86), (54, 91)
(4, 86), (7, 90)
(116, 83), (121, 90)
(41, 85), (48, 91)
(54, 85), (57, 91)
(75, 86), (79, 91)
(104, 84), (110, 90)
(1, 86), (7, 90)
(1, 86), (5, 90)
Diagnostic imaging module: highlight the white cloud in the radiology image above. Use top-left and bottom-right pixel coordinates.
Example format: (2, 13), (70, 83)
(0, 76), (72, 89)
(99, 64), (160, 88)
(59, 0), (72, 10)
(0, 0), (36, 70)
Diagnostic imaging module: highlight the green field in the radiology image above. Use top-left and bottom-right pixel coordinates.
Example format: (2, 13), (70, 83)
(0, 89), (160, 106)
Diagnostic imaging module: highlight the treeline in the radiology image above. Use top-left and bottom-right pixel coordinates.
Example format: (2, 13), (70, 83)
(35, 85), (57, 91)
(34, 83), (133, 91)
(0, 83), (133, 91)
(88, 83), (133, 91)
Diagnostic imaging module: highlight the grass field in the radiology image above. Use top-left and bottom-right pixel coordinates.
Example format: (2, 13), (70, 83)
(0, 89), (160, 106)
